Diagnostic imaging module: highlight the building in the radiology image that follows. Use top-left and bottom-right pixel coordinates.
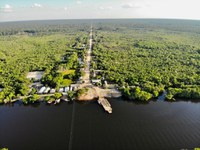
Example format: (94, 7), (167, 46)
(50, 89), (56, 94)
(58, 88), (64, 93)
(70, 84), (79, 91)
(38, 87), (46, 94)
(26, 71), (44, 81)
(104, 81), (108, 88)
(43, 87), (50, 94)
(64, 87), (69, 92)
(92, 79), (101, 84)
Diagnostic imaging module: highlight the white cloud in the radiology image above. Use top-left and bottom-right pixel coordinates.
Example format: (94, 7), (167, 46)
(1, 4), (13, 13)
(1, 0), (200, 22)
(121, 3), (142, 9)
(32, 3), (43, 8)
(64, 7), (68, 11)
(99, 6), (113, 10)
(76, 1), (82, 5)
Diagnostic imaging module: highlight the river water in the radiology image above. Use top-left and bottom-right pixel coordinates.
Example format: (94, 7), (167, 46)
(0, 99), (200, 150)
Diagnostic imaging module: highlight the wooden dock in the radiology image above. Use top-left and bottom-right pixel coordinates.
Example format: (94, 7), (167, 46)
(98, 97), (112, 114)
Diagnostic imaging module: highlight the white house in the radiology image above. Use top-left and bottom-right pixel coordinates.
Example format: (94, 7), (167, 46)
(38, 87), (46, 94)
(50, 89), (56, 94)
(92, 79), (101, 84)
(58, 88), (64, 93)
(26, 71), (44, 81)
(43, 87), (50, 94)
(64, 87), (69, 92)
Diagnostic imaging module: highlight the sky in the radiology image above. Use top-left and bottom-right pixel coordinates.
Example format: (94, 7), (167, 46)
(0, 0), (200, 22)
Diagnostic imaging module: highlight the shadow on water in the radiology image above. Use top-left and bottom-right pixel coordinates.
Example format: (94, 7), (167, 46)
(112, 97), (150, 105)
(173, 98), (200, 104)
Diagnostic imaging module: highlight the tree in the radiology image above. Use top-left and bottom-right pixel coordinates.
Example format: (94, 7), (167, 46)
(0, 92), (5, 103)
(62, 79), (72, 86)
(54, 92), (62, 99)
(67, 91), (75, 100)
(19, 84), (29, 96)
(29, 94), (40, 103)
(44, 96), (51, 102)
(30, 88), (37, 95)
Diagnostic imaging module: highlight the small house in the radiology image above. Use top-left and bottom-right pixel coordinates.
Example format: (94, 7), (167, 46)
(92, 79), (101, 84)
(64, 87), (69, 92)
(70, 84), (79, 91)
(38, 87), (46, 94)
(26, 71), (44, 81)
(58, 88), (64, 93)
(50, 89), (56, 94)
(43, 87), (50, 94)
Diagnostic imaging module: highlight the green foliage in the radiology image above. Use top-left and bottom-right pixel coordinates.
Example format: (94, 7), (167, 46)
(134, 87), (152, 101)
(29, 94), (40, 103)
(54, 92), (62, 99)
(22, 98), (29, 104)
(92, 20), (200, 101)
(0, 92), (5, 102)
(67, 91), (75, 100)
(0, 148), (8, 150)
(166, 87), (200, 100)
(77, 88), (89, 97)
(30, 88), (37, 95)
(122, 87), (152, 101)
(62, 79), (72, 86)
(44, 96), (51, 102)
(0, 22), (87, 103)
(1, 19), (200, 102)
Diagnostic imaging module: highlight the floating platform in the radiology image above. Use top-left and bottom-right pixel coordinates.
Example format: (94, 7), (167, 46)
(98, 97), (112, 114)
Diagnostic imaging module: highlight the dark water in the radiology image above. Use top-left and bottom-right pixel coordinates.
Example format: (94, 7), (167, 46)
(0, 100), (200, 150)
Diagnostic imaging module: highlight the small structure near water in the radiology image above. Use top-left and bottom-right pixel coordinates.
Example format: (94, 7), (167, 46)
(98, 97), (112, 114)
(38, 86), (46, 94)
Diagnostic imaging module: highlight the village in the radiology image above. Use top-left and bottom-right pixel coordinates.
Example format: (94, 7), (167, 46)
(24, 27), (121, 113)
(0, 26), (122, 114)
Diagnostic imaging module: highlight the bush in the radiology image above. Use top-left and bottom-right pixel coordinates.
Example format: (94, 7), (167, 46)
(77, 88), (89, 97)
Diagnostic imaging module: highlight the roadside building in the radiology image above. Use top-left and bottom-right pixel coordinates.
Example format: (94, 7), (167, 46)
(58, 88), (64, 93)
(26, 71), (44, 81)
(38, 87), (46, 94)
(92, 79), (101, 85)
(50, 89), (56, 94)
(70, 84), (79, 91)
(43, 87), (50, 94)
(64, 87), (69, 92)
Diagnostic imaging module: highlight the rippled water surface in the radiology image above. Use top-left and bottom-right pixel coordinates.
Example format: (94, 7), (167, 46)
(0, 100), (200, 150)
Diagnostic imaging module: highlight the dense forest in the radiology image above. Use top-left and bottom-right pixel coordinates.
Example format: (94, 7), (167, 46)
(1, 19), (200, 102)
(0, 20), (89, 103)
(91, 19), (200, 101)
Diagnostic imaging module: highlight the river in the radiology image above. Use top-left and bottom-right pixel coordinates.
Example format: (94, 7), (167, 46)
(0, 100), (200, 150)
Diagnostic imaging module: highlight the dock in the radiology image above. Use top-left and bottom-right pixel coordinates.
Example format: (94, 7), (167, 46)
(98, 97), (112, 114)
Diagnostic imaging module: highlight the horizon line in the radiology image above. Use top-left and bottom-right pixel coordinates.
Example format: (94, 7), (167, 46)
(1, 17), (200, 23)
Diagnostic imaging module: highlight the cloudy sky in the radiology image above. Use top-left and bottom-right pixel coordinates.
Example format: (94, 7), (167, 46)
(0, 0), (200, 22)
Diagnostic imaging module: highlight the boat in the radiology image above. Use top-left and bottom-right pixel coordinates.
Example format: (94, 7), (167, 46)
(56, 99), (61, 103)
(54, 99), (60, 104)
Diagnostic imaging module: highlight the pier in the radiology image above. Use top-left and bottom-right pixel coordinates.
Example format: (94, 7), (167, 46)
(78, 25), (117, 114)
(98, 97), (112, 114)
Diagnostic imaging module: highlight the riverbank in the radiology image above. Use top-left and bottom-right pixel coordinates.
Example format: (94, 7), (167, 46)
(77, 87), (122, 101)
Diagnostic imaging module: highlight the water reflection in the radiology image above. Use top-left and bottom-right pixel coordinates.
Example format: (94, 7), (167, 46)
(0, 100), (200, 150)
